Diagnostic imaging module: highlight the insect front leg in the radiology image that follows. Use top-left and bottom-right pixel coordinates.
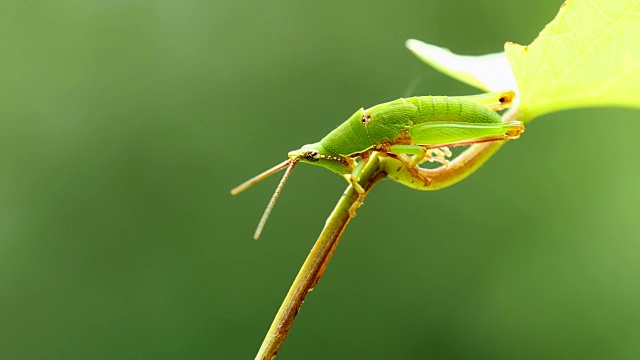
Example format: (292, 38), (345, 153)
(343, 157), (367, 195)
(345, 152), (382, 217)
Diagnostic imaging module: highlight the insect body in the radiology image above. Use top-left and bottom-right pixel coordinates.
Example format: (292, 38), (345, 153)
(232, 91), (524, 239)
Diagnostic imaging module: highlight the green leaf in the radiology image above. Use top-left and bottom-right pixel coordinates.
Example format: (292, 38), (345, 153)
(506, 0), (640, 122)
(406, 39), (517, 93)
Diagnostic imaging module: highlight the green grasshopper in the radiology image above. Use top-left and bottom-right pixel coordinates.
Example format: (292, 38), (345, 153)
(232, 91), (524, 239)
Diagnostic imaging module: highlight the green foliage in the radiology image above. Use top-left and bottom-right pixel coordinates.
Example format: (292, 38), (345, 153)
(409, 0), (640, 123)
(406, 39), (516, 93)
(506, 0), (640, 121)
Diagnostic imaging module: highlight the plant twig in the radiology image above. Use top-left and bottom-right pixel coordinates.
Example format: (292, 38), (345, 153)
(254, 153), (386, 360)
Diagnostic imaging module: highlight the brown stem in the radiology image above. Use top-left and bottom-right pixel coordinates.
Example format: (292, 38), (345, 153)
(254, 154), (387, 360)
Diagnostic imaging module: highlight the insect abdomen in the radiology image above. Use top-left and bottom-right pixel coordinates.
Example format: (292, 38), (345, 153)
(409, 96), (502, 124)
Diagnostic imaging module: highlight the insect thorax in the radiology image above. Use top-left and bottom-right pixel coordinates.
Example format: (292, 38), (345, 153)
(319, 108), (373, 156)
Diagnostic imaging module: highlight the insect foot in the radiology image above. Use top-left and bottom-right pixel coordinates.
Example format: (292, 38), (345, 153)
(426, 147), (452, 167)
(343, 174), (365, 194)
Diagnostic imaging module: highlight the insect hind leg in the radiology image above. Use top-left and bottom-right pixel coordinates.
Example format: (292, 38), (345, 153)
(388, 144), (452, 167)
(410, 121), (525, 148)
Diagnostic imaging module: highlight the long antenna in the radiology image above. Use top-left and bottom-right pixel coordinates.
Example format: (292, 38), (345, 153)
(230, 159), (291, 195)
(253, 158), (299, 240)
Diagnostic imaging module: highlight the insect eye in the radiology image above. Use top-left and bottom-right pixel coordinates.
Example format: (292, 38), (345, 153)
(303, 150), (320, 162)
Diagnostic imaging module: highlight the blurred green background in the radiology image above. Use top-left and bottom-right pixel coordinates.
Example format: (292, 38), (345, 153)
(2, 0), (640, 359)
